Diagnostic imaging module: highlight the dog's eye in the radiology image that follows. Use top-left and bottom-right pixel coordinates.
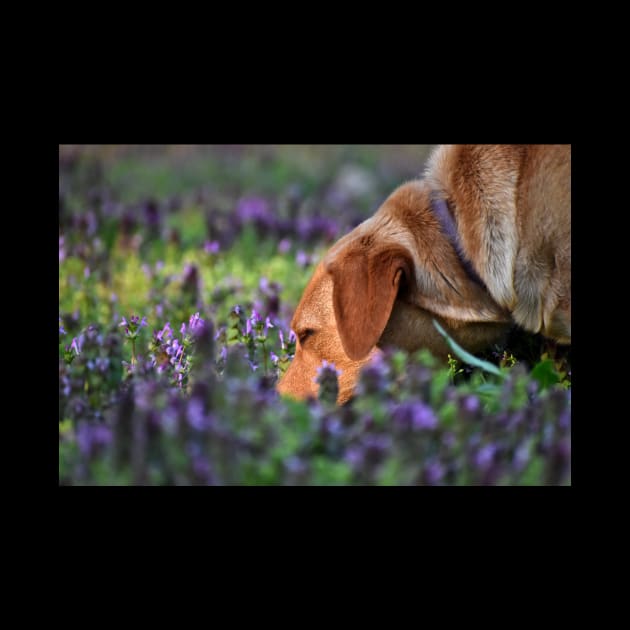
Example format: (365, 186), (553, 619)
(298, 329), (315, 345)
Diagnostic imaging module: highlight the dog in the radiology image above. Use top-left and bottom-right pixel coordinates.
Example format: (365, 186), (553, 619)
(277, 145), (570, 404)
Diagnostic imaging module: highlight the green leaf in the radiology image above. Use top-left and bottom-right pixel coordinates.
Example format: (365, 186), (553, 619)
(530, 359), (561, 391)
(433, 320), (505, 379)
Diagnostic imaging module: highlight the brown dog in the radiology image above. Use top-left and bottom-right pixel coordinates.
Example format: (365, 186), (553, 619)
(277, 145), (570, 404)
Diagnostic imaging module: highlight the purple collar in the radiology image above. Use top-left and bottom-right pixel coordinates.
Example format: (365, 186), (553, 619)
(430, 196), (486, 288)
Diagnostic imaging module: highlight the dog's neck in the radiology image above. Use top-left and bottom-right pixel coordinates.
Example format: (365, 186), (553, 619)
(430, 196), (487, 288)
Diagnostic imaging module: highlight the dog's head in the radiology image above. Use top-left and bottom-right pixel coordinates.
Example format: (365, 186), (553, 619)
(277, 181), (510, 404)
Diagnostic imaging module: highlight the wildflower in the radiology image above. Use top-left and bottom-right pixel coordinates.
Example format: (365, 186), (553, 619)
(315, 360), (342, 379)
(315, 360), (341, 404)
(156, 322), (172, 342)
(143, 199), (160, 228)
(189, 312), (204, 332)
(362, 434), (392, 466)
(279, 329), (296, 354)
(411, 403), (437, 430)
(344, 446), (364, 468)
(296, 250), (310, 267)
(513, 440), (531, 472)
(475, 444), (497, 470)
(236, 196), (274, 229)
(95, 357), (109, 373)
(76, 422), (112, 458)
(187, 398), (207, 431)
(424, 460), (446, 484)
(59, 318), (66, 336)
(462, 395), (480, 415)
(284, 455), (307, 477)
(357, 351), (388, 395)
(204, 240), (220, 254)
(392, 401), (437, 431)
(278, 238), (292, 254)
(70, 337), (81, 356)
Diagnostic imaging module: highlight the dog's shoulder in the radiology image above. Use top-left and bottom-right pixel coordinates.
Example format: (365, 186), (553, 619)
(424, 145), (524, 310)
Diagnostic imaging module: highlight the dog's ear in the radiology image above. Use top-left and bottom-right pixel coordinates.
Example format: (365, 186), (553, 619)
(326, 244), (412, 361)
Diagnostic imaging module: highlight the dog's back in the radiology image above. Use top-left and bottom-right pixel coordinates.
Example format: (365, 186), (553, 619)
(427, 144), (570, 342)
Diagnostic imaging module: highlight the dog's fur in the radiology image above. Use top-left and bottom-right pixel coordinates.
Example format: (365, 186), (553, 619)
(277, 145), (571, 404)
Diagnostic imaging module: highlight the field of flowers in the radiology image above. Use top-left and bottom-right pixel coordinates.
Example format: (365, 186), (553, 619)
(59, 144), (571, 485)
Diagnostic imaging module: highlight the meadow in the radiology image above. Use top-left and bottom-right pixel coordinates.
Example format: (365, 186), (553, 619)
(59, 145), (571, 485)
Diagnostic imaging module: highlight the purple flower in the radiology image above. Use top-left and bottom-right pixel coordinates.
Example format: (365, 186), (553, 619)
(315, 360), (342, 379)
(119, 317), (128, 328)
(392, 401), (438, 431)
(442, 432), (457, 450)
(278, 238), (292, 254)
(344, 446), (364, 468)
(411, 403), (437, 430)
(357, 351), (389, 395)
(61, 375), (71, 397)
(156, 322), (172, 341)
(362, 434), (392, 465)
(59, 318), (66, 336)
(424, 460), (446, 484)
(284, 455), (307, 476)
(269, 352), (279, 364)
(189, 312), (204, 332)
(236, 196), (273, 226)
(462, 395), (480, 414)
(204, 240), (220, 254)
(264, 317), (274, 334)
(296, 250), (310, 267)
(70, 337), (81, 355)
(76, 422), (112, 458)
(187, 398), (207, 431)
(513, 441), (531, 472)
(475, 444), (497, 470)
